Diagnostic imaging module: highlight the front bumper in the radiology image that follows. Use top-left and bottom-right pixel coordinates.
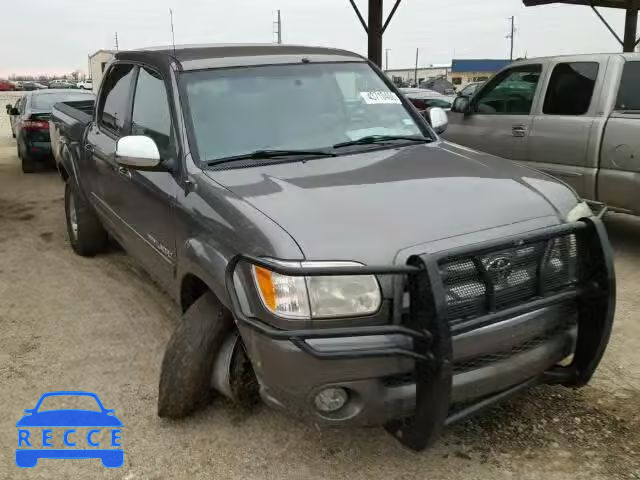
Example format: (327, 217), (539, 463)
(225, 217), (615, 451)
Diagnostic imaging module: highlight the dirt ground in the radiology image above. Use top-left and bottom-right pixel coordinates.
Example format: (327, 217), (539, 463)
(0, 90), (639, 479)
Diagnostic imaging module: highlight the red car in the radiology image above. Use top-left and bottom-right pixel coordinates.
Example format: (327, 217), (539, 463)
(0, 80), (15, 91)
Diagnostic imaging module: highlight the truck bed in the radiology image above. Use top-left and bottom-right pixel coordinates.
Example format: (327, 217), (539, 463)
(51, 100), (95, 141)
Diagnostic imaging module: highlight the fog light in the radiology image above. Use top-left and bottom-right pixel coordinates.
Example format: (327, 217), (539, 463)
(314, 387), (348, 413)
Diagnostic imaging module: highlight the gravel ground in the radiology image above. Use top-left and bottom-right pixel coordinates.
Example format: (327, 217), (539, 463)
(0, 91), (639, 479)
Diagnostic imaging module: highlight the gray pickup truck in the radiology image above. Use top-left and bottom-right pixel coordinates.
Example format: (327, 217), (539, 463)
(446, 53), (640, 216)
(50, 44), (615, 451)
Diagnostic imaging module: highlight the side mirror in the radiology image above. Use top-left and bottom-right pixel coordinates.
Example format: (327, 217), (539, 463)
(10, 107), (19, 116)
(115, 136), (161, 170)
(5, 104), (11, 113)
(429, 107), (448, 135)
(451, 96), (471, 114)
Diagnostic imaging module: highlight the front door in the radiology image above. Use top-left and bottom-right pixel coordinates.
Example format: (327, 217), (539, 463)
(445, 64), (543, 161)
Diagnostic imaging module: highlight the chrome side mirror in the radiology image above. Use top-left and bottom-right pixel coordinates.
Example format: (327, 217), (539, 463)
(429, 107), (448, 135)
(115, 135), (161, 169)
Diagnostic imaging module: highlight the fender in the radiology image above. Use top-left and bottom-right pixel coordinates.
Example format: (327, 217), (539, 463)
(176, 238), (237, 311)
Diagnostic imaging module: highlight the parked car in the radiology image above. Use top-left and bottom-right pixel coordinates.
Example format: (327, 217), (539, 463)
(50, 44), (614, 452)
(20, 82), (47, 91)
(0, 80), (15, 91)
(419, 77), (456, 95)
(400, 87), (455, 111)
(6, 89), (94, 172)
(458, 81), (484, 97)
(446, 53), (640, 216)
(49, 80), (75, 89)
(77, 79), (93, 90)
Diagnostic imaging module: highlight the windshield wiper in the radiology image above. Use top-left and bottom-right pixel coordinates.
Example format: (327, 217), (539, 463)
(207, 149), (337, 166)
(333, 135), (431, 149)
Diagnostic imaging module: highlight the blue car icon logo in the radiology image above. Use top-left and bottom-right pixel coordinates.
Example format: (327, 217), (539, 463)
(16, 391), (123, 468)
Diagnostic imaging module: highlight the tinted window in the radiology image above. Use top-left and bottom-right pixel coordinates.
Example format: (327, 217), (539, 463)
(543, 62), (599, 115)
(182, 63), (423, 163)
(616, 61), (640, 111)
(132, 67), (174, 159)
(31, 92), (94, 111)
(99, 64), (135, 133)
(474, 65), (541, 115)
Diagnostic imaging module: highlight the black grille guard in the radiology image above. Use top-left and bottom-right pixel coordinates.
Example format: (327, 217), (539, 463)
(224, 217), (615, 451)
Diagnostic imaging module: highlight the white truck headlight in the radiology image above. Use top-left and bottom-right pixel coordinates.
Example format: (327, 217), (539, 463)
(252, 261), (382, 319)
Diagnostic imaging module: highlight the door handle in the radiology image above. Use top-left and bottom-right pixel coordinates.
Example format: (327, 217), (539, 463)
(117, 166), (132, 179)
(512, 125), (528, 137)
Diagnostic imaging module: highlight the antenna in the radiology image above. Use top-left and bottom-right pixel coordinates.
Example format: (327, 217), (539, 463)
(169, 8), (176, 56)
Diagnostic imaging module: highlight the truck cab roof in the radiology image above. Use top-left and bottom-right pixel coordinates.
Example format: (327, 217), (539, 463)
(115, 43), (367, 72)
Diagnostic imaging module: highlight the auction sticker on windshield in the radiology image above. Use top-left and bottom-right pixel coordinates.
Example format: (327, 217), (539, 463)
(360, 91), (401, 104)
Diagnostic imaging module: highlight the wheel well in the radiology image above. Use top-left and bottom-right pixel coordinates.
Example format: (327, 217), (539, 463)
(180, 274), (211, 313)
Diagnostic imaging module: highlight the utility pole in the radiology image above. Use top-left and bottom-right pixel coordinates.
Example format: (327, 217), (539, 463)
(274, 10), (282, 44)
(114, 32), (119, 51)
(348, 0), (403, 67)
(385, 48), (390, 71)
(368, 0), (383, 68)
(506, 16), (515, 60)
(623, 1), (638, 52)
(414, 48), (419, 87)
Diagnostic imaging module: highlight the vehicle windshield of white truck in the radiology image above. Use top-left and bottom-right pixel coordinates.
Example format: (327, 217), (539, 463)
(181, 62), (427, 163)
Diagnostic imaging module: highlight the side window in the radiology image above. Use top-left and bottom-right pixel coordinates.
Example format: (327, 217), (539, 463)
(474, 65), (542, 115)
(616, 61), (640, 111)
(99, 64), (136, 134)
(131, 67), (175, 160)
(543, 62), (599, 115)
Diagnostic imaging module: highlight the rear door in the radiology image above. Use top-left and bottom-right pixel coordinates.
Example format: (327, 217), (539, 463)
(525, 57), (606, 199)
(84, 63), (137, 238)
(445, 63), (543, 160)
(109, 65), (179, 289)
(598, 59), (640, 214)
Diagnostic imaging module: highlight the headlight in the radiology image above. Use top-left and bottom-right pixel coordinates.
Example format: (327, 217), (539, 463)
(252, 261), (382, 319)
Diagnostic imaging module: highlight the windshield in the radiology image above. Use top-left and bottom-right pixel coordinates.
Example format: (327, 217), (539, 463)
(32, 92), (94, 111)
(181, 62), (426, 163)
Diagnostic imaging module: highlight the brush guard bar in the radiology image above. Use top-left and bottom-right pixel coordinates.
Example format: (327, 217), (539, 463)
(224, 217), (615, 451)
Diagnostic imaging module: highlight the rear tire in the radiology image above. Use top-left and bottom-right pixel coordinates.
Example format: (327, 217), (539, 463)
(19, 142), (35, 174)
(158, 292), (234, 418)
(64, 182), (108, 256)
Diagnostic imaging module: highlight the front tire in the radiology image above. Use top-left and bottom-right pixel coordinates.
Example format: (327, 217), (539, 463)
(158, 292), (234, 418)
(64, 182), (108, 256)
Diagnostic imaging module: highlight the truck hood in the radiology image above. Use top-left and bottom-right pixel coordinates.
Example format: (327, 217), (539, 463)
(204, 141), (580, 263)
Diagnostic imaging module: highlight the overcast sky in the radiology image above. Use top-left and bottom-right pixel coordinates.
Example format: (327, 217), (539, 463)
(0, 0), (633, 77)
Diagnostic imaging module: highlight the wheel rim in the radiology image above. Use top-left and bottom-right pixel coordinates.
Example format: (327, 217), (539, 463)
(68, 194), (78, 239)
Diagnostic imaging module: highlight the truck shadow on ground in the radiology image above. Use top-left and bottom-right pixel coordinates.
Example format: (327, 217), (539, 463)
(604, 212), (640, 255)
